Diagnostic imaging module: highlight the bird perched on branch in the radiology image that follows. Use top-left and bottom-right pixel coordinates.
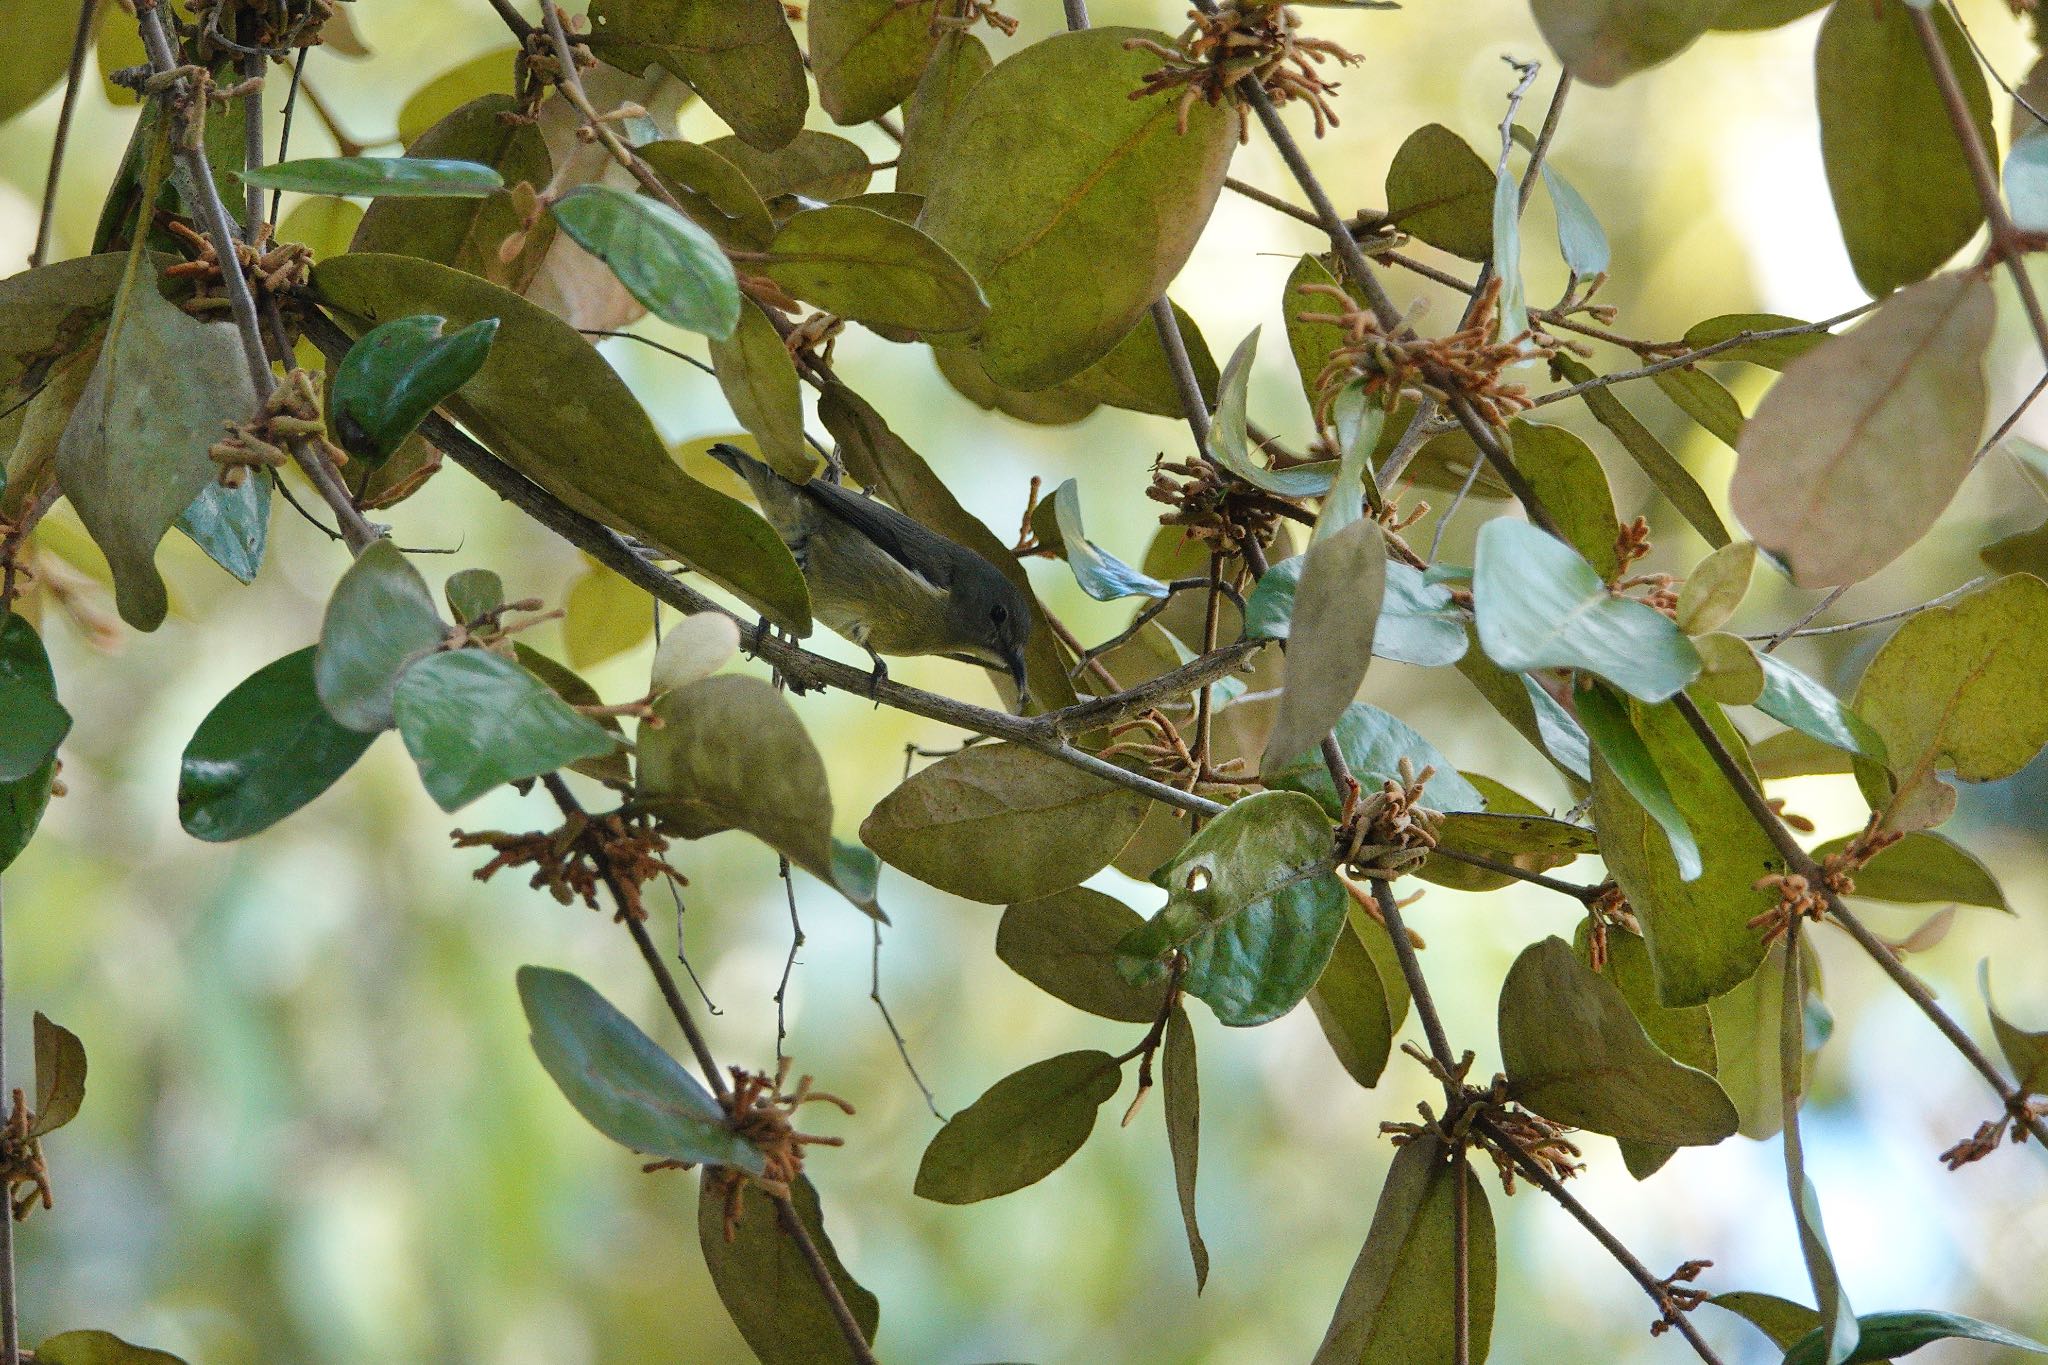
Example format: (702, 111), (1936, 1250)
(707, 443), (1033, 709)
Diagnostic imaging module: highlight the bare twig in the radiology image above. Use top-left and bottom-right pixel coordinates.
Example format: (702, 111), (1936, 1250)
(30, 0), (100, 269)
(1741, 578), (1990, 645)
(0, 879), (13, 1365)
(871, 921), (942, 1119)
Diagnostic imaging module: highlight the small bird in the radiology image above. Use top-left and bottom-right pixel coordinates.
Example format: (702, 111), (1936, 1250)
(707, 443), (1034, 708)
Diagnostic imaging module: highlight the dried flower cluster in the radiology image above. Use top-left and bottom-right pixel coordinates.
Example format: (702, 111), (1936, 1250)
(1335, 758), (1444, 879)
(1609, 516), (1679, 613)
(1379, 1044), (1585, 1194)
(1749, 814), (1901, 950)
(0, 1092), (52, 1223)
(209, 368), (344, 488)
(694, 1060), (855, 1241)
(453, 807), (686, 923)
(1303, 278), (1542, 431)
(1146, 456), (1283, 559)
(1940, 1096), (2047, 1170)
(1583, 883), (1640, 973)
(165, 219), (313, 314)
(1649, 1260), (1713, 1338)
(1125, 3), (1360, 138)
(188, 0), (338, 57)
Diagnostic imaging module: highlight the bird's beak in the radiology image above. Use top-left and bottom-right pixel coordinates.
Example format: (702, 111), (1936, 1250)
(1007, 648), (1031, 715)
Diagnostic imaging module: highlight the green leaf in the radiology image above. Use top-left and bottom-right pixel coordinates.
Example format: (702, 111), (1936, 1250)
(393, 650), (618, 811)
(1262, 519), (1388, 770)
(587, 0), (808, 152)
(313, 254), (809, 631)
(1708, 1291), (1823, 1349)
(1117, 791), (1345, 1028)
(698, 1175), (880, 1364)
(1682, 312), (1830, 369)
(1572, 923), (1714, 1177)
(1676, 540), (1756, 635)
(1732, 273), (1995, 587)
(762, 204), (986, 335)
(330, 314), (498, 465)
(1162, 1006), (1208, 1291)
(1784, 1310), (2048, 1365)
(1817, 0), (1993, 297)
(349, 95), (557, 293)
(32, 1332), (188, 1365)
(55, 262), (258, 631)
(513, 644), (634, 788)
(637, 675), (880, 918)
(1307, 910), (1410, 1088)
(1265, 703), (1487, 819)
(709, 301), (816, 481)
(1534, 154), (1611, 278)
(0, 756), (57, 875)
(1980, 962), (2048, 1095)
(313, 539), (449, 733)
(637, 140), (777, 252)
(1782, 929), (1858, 1365)
(1473, 518), (1702, 702)
(28, 1011), (86, 1138)
(1210, 328), (1338, 496)
(1312, 1135), (1496, 1365)
(914, 1051), (1122, 1203)
(1070, 300), (1220, 419)
(395, 48), (519, 145)
(1283, 253), (1357, 423)
(444, 569), (505, 626)
(1511, 418), (1621, 579)
(917, 28), (1240, 389)
(1251, 557), (1466, 668)
(242, 156), (503, 198)
(811, 0), (943, 125)
(1811, 831), (2005, 911)
(1587, 689), (1785, 1003)
(1530, 0), (1716, 84)
(175, 473), (269, 585)
(0, 612), (69, 784)
(562, 564), (655, 670)
(1852, 574), (2048, 831)
(1752, 729), (1857, 780)
(517, 965), (763, 1173)
(179, 647), (378, 842)
(1753, 655), (1885, 765)
(1553, 354), (1730, 549)
(997, 889), (1170, 1023)
(861, 743), (1148, 903)
(898, 30), (991, 198)
(549, 185), (740, 340)
(1652, 365), (1744, 448)
(707, 130), (873, 205)
(1979, 518), (2048, 578)
(1692, 631), (1765, 706)
(1499, 936), (1737, 1144)
(0, 1), (77, 124)
(1050, 479), (1169, 602)
(1491, 134), (1528, 343)
(1422, 775), (1596, 892)
(1712, 0), (1828, 30)
(1709, 941), (1818, 1140)
(1383, 123), (1494, 261)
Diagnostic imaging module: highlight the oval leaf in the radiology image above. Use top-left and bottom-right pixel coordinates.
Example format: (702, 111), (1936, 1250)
(331, 314), (498, 465)
(393, 650), (618, 811)
(241, 155), (504, 197)
(914, 1051), (1122, 1204)
(314, 539), (449, 733)
(550, 185), (740, 339)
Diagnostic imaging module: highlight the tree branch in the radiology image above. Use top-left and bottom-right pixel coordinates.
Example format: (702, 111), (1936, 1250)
(30, 0), (99, 270)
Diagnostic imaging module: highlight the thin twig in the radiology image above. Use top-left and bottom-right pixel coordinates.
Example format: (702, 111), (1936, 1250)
(271, 48), (306, 226)
(1453, 1144), (1471, 1365)
(1942, 0), (2047, 131)
(1741, 578), (1989, 645)
(1427, 846), (1602, 903)
(1911, 5), (2048, 371)
(871, 920), (942, 1119)
(774, 856), (803, 1064)
(0, 878), (14, 1365)
(30, 0), (100, 269)
(1527, 305), (1877, 411)
(1757, 585), (1849, 655)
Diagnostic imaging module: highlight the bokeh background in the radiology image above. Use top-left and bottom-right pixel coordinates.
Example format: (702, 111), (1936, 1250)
(4, 0), (2048, 1360)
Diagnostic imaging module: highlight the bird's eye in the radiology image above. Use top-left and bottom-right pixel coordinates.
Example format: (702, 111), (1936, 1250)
(990, 604), (1008, 624)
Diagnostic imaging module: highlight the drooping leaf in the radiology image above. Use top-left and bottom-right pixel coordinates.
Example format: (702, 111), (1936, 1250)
(810, 0), (943, 124)
(1783, 1310), (2048, 1365)
(1676, 540), (1757, 635)
(1473, 518), (1702, 703)
(55, 264), (258, 631)
(637, 675), (880, 918)
(1533, 154), (1611, 279)
(1732, 273), (1994, 588)
(1511, 418), (1621, 579)
(1264, 703), (1486, 819)
(1049, 479), (1169, 602)
(914, 1051), (1122, 1203)
(313, 254), (809, 630)
(175, 472), (269, 586)
(1581, 686), (1700, 879)
(393, 650), (618, 811)
(242, 156), (504, 198)
(549, 185), (740, 340)
(330, 314), (498, 465)
(32, 1332), (188, 1365)
(1307, 910), (1410, 1088)
(997, 889), (1170, 1024)
(1312, 1135), (1496, 1365)
(637, 140), (778, 252)
(1382, 123), (1494, 262)
(862, 743), (1148, 904)
(1572, 922), (1714, 1177)
(1588, 690), (1784, 1004)
(1498, 936), (1738, 1145)
(916, 27), (1239, 389)
(0, 612), (69, 784)
(1210, 329), (1338, 497)
(1162, 1006), (1208, 1291)
(1816, 0), (1993, 297)
(1117, 791), (1345, 1028)
(1261, 519), (1388, 770)
(313, 539), (448, 733)
(698, 1175), (880, 1365)
(1851, 573), (2048, 831)
(763, 204), (986, 336)
(1708, 941), (1819, 1141)
(28, 1012), (85, 1138)
(1491, 131), (1528, 342)
(517, 965), (763, 1173)
(709, 301), (816, 481)
(1282, 253), (1359, 425)
(586, 0), (808, 151)
(1553, 354), (1730, 549)
(1652, 364), (1744, 448)
(1529, 0), (1717, 85)
(0, 756), (57, 875)
(897, 30), (991, 198)
(1980, 962), (2048, 1095)
(1782, 929), (1858, 1365)
(179, 647), (378, 842)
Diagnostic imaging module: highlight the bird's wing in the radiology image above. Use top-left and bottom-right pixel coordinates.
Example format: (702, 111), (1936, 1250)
(799, 478), (967, 590)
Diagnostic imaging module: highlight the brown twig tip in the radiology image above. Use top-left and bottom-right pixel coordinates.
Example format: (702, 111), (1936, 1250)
(1939, 1096), (2047, 1171)
(1650, 1260), (1712, 1338)
(0, 1092), (52, 1223)
(1125, 3), (1359, 138)
(1749, 813), (1899, 949)
(1335, 757), (1443, 878)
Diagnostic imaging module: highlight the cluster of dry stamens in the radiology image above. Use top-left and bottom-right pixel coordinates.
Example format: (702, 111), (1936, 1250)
(782, 311), (848, 368)
(1609, 516), (1679, 614)
(1146, 457), (1280, 558)
(1099, 707), (1253, 798)
(209, 368), (346, 488)
(1650, 1260), (1713, 1338)
(441, 597), (564, 654)
(1939, 1094), (2047, 1171)
(1334, 758), (1443, 879)
(1305, 279), (1541, 431)
(164, 220), (313, 314)
(1748, 814), (1900, 950)
(1380, 1045), (1584, 1193)
(453, 807), (684, 923)
(0, 1092), (53, 1223)
(189, 0), (339, 56)
(1125, 3), (1360, 138)
(686, 1060), (854, 1241)
(900, 0), (1019, 38)
(1583, 883), (1639, 973)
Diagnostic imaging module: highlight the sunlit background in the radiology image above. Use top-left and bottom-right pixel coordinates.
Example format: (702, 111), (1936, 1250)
(4, 0), (2048, 1360)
